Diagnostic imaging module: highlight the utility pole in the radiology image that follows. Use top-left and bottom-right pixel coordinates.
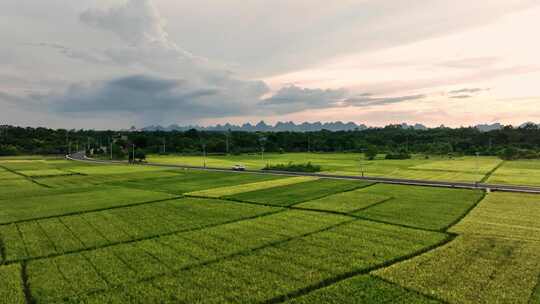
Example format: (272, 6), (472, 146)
(307, 133), (311, 153)
(110, 138), (113, 160)
(360, 153), (365, 177)
(162, 138), (166, 154)
(202, 143), (207, 168)
(132, 144), (135, 164)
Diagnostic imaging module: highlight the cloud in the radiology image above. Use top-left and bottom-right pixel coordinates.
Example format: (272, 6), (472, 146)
(344, 94), (426, 106)
(260, 88), (427, 114)
(162, 0), (540, 77)
(78, 0), (201, 73)
(48, 74), (268, 123)
(449, 88), (489, 94)
(447, 87), (490, 99)
(22, 0), (273, 124)
(24, 42), (111, 65)
(261, 85), (347, 114)
(80, 0), (171, 47)
(449, 94), (474, 99)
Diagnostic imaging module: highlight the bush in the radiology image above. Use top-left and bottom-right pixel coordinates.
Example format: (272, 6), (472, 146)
(263, 162), (321, 173)
(0, 145), (19, 156)
(498, 147), (539, 160)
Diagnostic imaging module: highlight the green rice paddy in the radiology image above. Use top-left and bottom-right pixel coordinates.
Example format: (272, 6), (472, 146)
(148, 153), (504, 183)
(0, 156), (539, 303)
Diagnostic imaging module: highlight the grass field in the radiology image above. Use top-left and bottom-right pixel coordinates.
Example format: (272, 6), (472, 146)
(148, 153), (504, 183)
(1, 156), (539, 303)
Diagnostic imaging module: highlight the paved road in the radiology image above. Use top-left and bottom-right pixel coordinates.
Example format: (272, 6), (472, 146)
(67, 152), (540, 194)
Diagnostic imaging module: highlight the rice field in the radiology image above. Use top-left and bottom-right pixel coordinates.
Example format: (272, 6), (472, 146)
(0, 156), (539, 303)
(487, 159), (540, 187)
(148, 153), (504, 183)
(375, 192), (540, 304)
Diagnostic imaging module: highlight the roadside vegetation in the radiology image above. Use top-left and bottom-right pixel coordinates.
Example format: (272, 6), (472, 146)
(263, 162), (322, 172)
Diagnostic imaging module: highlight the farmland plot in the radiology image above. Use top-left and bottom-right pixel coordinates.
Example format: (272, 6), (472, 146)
(0, 198), (278, 262)
(27, 210), (350, 302)
(116, 169), (285, 195)
(0, 264), (26, 304)
(0, 178), (45, 200)
(354, 184), (484, 230)
(0, 167), (22, 180)
(37, 170), (182, 189)
(0, 160), (56, 171)
(67, 163), (170, 175)
(376, 192), (540, 304)
(51, 219), (446, 303)
(6, 156), (537, 303)
(450, 192), (540, 242)
(286, 275), (440, 304)
(0, 187), (176, 224)
(18, 169), (77, 178)
(296, 187), (389, 213)
(410, 157), (501, 174)
(375, 235), (540, 304)
(225, 179), (367, 206)
(187, 176), (316, 198)
(487, 160), (540, 187)
(149, 153), (502, 183)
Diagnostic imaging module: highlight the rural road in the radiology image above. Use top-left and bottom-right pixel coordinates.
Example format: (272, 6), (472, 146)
(67, 152), (540, 194)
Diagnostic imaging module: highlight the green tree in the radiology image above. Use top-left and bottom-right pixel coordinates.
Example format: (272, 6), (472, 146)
(499, 147), (518, 160)
(365, 145), (378, 160)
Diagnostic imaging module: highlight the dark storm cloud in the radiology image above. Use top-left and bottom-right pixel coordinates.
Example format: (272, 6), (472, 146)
(52, 74), (268, 120)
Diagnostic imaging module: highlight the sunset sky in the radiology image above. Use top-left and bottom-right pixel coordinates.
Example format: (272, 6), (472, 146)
(1, 0), (539, 129)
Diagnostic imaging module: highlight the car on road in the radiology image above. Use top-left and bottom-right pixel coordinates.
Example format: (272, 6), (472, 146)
(232, 164), (246, 171)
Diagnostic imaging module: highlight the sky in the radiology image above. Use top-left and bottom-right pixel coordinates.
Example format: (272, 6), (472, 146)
(1, 0), (540, 129)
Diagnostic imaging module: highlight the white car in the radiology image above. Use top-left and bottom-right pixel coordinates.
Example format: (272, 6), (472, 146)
(232, 164), (246, 171)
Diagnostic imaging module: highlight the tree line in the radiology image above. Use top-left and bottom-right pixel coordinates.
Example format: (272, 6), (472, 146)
(1, 124), (539, 160)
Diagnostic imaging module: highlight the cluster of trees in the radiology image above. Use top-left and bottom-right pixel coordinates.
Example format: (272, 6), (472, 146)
(1, 124), (540, 159)
(499, 147), (540, 160)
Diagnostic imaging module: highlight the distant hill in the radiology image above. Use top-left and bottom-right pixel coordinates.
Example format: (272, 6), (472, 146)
(141, 121), (430, 132)
(475, 123), (503, 132)
(474, 122), (540, 132)
(141, 121), (539, 133)
(519, 121), (540, 128)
